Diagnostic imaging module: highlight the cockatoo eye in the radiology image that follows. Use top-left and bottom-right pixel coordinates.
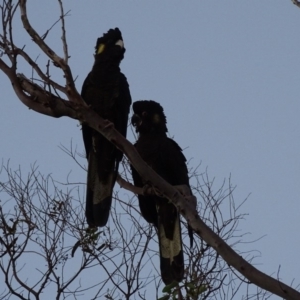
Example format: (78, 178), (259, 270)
(131, 114), (141, 127)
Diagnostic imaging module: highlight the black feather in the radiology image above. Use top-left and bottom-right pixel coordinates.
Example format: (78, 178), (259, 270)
(81, 28), (131, 227)
(131, 100), (193, 284)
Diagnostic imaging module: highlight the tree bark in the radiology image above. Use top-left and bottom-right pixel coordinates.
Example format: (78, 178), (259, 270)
(0, 1), (299, 298)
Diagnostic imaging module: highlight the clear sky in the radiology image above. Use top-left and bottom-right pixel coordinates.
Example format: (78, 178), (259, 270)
(1, 1), (300, 299)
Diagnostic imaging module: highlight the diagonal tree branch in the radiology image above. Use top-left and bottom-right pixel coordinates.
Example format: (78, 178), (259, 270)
(0, 1), (299, 299)
(292, 0), (300, 9)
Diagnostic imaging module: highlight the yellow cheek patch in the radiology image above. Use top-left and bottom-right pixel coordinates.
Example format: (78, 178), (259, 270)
(153, 114), (161, 123)
(97, 44), (105, 54)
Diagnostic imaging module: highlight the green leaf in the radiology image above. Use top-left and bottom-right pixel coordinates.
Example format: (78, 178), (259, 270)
(196, 285), (208, 295)
(186, 282), (196, 289)
(162, 281), (178, 293)
(71, 240), (81, 257)
(90, 232), (100, 240)
(157, 295), (170, 300)
(85, 227), (97, 234)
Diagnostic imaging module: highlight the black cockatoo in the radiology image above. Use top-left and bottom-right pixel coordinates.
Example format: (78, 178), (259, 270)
(131, 100), (193, 285)
(81, 28), (132, 227)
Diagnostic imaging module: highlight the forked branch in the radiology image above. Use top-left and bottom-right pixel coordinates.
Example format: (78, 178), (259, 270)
(0, 1), (299, 299)
(19, 0), (80, 102)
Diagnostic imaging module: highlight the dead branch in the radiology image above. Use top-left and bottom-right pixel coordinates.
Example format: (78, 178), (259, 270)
(0, 1), (299, 299)
(19, 0), (81, 103)
(292, 0), (300, 8)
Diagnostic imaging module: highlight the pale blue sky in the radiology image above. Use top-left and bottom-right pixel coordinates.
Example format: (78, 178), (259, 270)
(1, 1), (300, 299)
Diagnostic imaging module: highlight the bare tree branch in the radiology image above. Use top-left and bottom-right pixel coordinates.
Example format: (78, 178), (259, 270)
(292, 0), (300, 9)
(57, 0), (69, 63)
(19, 0), (82, 104)
(0, 1), (299, 299)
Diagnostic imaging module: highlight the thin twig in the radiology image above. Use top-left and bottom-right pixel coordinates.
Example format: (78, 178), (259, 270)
(58, 0), (69, 63)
